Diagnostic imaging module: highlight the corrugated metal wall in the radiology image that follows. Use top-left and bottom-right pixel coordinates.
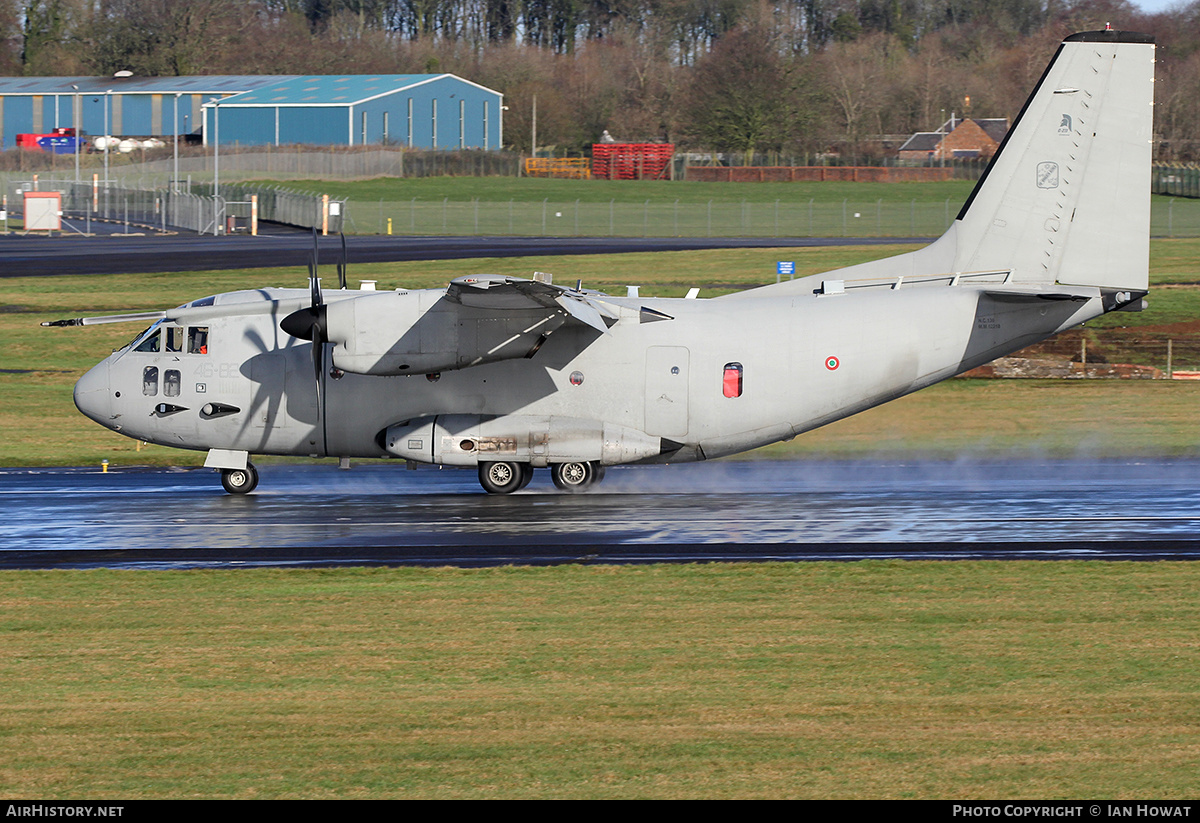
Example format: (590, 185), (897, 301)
(0, 92), (213, 148)
(0, 76), (501, 150)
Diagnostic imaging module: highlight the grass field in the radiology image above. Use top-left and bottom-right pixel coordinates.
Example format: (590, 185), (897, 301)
(3, 563), (1200, 799)
(251, 176), (980, 205)
(237, 176), (1200, 238)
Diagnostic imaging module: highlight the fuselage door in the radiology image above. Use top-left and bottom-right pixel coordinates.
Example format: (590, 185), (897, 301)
(644, 345), (690, 438)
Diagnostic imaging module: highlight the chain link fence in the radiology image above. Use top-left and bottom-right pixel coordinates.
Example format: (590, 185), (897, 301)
(132, 147), (520, 182)
(4, 157), (1200, 239)
(1, 173), (345, 235)
(215, 183), (346, 233)
(1153, 164), (1200, 198)
(342, 195), (1200, 238)
(344, 197), (960, 237)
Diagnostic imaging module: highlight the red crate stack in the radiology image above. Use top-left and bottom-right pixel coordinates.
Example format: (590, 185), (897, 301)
(591, 144), (674, 180)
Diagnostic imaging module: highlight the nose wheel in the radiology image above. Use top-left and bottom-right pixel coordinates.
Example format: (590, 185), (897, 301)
(220, 463), (259, 495)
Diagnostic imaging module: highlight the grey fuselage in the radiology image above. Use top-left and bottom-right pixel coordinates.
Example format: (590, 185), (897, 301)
(73, 275), (1108, 466)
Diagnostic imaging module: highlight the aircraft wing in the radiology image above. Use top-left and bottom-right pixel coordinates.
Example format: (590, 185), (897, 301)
(446, 275), (619, 334)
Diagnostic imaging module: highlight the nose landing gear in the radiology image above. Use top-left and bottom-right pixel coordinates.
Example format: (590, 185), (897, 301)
(220, 463), (259, 495)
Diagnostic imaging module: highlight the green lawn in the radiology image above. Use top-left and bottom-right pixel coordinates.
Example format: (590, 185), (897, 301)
(236, 175), (1200, 238)
(246, 176), (980, 206)
(3, 563), (1199, 799)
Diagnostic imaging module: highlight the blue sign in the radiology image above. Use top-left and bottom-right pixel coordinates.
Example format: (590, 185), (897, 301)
(777, 261), (795, 276)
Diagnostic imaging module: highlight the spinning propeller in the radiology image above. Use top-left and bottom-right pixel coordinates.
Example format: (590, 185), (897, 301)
(279, 229), (347, 416)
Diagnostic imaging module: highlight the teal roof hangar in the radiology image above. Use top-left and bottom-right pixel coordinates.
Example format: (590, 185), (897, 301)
(204, 74), (503, 150)
(0, 74), (503, 150)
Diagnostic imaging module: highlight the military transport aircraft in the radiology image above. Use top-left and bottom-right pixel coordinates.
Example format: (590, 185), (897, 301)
(50, 29), (1154, 495)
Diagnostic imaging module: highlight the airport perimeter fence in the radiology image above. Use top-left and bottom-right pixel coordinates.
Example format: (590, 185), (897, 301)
(1, 177), (218, 234)
(5, 168), (1200, 240)
(1015, 333), (1200, 376)
(1153, 164), (1200, 198)
(1, 174), (345, 235)
(342, 195), (1200, 238)
(132, 147), (522, 181)
(211, 183), (347, 234)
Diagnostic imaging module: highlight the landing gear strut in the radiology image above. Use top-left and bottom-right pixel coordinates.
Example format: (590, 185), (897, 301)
(220, 463), (259, 495)
(478, 461), (533, 494)
(551, 461), (604, 493)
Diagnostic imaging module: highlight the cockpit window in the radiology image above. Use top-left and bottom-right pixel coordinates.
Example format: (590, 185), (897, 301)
(188, 327), (209, 355)
(164, 369), (181, 397)
(142, 366), (158, 396)
(134, 329), (161, 353)
(165, 326), (184, 353)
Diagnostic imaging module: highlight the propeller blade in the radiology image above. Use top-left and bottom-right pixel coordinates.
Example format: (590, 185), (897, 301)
(311, 274), (323, 309)
(312, 328), (324, 416)
(338, 232), (347, 290)
(282, 246), (327, 418)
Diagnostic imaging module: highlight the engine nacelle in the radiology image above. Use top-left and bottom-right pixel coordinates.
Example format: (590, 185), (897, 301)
(384, 414), (667, 467)
(325, 290), (568, 375)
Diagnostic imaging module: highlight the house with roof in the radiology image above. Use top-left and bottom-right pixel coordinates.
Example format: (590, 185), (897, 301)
(898, 117), (1009, 162)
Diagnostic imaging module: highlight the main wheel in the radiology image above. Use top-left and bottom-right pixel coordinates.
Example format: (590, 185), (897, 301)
(478, 461), (529, 495)
(551, 461), (604, 493)
(220, 463), (259, 495)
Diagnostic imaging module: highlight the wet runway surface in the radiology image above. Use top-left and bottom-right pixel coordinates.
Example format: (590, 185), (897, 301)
(0, 231), (932, 277)
(2, 459), (1199, 568)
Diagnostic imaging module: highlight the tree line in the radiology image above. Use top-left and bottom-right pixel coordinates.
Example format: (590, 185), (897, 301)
(4, 0), (1200, 160)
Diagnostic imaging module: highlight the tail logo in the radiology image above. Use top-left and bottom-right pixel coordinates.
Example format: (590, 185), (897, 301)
(1036, 161), (1060, 189)
(1058, 113), (1072, 135)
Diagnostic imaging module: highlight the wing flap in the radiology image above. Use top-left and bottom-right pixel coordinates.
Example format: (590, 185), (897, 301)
(447, 275), (618, 333)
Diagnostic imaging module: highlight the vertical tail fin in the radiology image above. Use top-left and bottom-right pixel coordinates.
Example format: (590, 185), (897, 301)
(954, 30), (1155, 290)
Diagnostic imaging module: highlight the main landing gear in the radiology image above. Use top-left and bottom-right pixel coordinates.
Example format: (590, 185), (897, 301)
(220, 462), (259, 495)
(477, 461), (604, 495)
(550, 460), (605, 493)
(477, 461), (534, 494)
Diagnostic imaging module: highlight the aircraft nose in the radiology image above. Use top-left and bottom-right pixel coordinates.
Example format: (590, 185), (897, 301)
(73, 361), (112, 425)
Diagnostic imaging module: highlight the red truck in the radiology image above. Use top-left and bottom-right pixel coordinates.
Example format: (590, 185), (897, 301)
(16, 127), (84, 154)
